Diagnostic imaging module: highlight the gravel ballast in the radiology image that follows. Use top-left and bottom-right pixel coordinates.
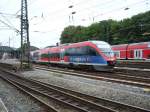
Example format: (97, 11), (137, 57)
(0, 77), (46, 112)
(21, 69), (150, 110)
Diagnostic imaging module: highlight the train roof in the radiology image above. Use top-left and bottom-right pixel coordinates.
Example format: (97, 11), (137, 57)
(111, 44), (128, 47)
(112, 41), (150, 50)
(90, 40), (110, 45)
(129, 41), (150, 46)
(112, 41), (150, 46)
(31, 40), (111, 53)
(60, 40), (109, 45)
(63, 40), (109, 46)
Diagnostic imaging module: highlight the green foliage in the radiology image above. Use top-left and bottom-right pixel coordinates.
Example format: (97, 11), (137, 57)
(60, 11), (150, 45)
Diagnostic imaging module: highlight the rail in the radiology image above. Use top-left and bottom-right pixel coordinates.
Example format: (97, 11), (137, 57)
(0, 68), (149, 112)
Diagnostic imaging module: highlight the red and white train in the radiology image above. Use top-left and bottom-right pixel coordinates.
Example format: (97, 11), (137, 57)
(111, 42), (150, 60)
(31, 41), (116, 71)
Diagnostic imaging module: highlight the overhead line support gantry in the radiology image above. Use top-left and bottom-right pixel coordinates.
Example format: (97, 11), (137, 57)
(20, 0), (31, 70)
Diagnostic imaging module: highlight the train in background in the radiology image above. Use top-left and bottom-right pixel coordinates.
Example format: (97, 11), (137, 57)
(31, 41), (116, 71)
(111, 42), (150, 60)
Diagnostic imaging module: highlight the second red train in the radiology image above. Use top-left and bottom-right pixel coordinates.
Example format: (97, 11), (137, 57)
(111, 41), (150, 60)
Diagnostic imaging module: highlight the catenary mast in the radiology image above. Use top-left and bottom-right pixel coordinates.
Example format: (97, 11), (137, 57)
(20, 0), (31, 70)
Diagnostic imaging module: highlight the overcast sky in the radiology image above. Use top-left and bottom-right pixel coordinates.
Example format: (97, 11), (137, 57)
(0, 0), (149, 48)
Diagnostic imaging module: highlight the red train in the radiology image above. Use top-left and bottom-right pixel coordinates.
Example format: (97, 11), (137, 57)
(111, 42), (150, 60)
(31, 41), (116, 71)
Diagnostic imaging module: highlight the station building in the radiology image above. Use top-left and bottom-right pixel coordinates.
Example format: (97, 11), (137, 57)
(0, 46), (16, 59)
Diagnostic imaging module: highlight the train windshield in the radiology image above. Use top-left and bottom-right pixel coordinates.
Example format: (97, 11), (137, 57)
(92, 41), (114, 57)
(99, 47), (114, 57)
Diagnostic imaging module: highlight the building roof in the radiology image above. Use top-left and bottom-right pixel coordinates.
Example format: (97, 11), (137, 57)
(0, 46), (15, 52)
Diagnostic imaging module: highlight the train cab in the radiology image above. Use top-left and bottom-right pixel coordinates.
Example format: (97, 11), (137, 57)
(90, 41), (116, 70)
(91, 41), (116, 65)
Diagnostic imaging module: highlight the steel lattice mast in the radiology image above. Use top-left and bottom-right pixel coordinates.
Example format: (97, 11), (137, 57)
(20, 0), (31, 70)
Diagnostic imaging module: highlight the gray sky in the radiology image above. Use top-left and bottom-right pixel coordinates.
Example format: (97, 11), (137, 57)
(0, 0), (149, 48)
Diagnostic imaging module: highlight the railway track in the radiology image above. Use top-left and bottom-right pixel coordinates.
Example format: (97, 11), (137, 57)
(34, 65), (150, 88)
(116, 60), (150, 69)
(0, 72), (58, 112)
(114, 66), (150, 77)
(0, 68), (149, 112)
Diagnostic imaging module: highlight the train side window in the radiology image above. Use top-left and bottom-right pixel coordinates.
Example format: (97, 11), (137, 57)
(33, 52), (39, 57)
(56, 53), (60, 58)
(50, 53), (53, 58)
(33, 52), (40, 60)
(65, 48), (76, 56)
(134, 50), (138, 59)
(48, 52), (51, 58)
(60, 49), (65, 59)
(76, 47), (88, 56)
(65, 48), (72, 56)
(82, 46), (89, 55)
(114, 51), (120, 58)
(75, 47), (81, 56)
(41, 53), (48, 58)
(134, 49), (142, 59)
(88, 47), (98, 56)
(65, 46), (98, 56)
(70, 48), (76, 56)
(65, 49), (69, 56)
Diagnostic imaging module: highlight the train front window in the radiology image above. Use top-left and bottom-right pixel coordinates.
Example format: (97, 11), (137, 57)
(97, 44), (114, 57)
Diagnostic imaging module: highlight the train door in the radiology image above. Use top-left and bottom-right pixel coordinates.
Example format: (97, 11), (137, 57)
(60, 48), (65, 62)
(134, 49), (142, 59)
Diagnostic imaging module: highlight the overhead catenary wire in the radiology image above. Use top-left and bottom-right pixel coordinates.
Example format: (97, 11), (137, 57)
(0, 19), (20, 34)
(28, 1), (149, 37)
(15, 0), (40, 15)
(0, 0), (143, 34)
(29, 0), (119, 25)
(0, 0), (149, 27)
(94, 0), (148, 18)
(35, 0), (148, 26)
(41, 0), (95, 18)
(41, 0), (116, 20)
(0, 12), (15, 27)
(31, 0), (149, 27)
(0, 12), (20, 17)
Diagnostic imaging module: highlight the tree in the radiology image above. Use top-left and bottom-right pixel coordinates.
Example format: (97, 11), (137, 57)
(60, 11), (150, 45)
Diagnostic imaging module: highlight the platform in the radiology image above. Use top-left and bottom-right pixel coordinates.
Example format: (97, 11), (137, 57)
(0, 59), (20, 65)
(0, 99), (8, 112)
(0, 59), (20, 71)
